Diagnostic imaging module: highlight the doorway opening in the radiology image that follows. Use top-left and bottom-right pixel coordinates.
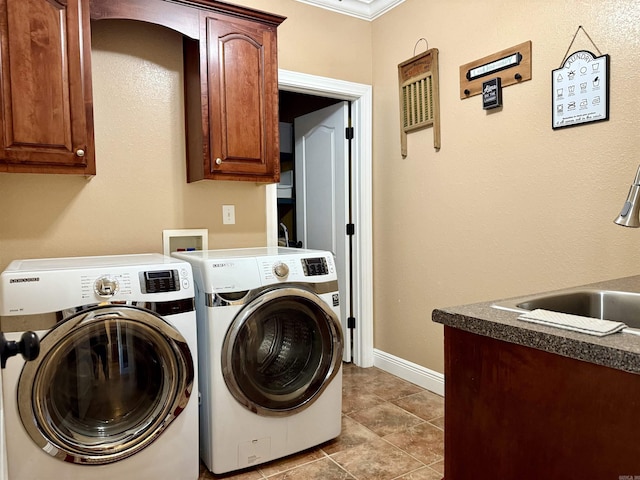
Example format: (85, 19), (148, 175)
(277, 90), (342, 249)
(279, 98), (351, 360)
(267, 70), (373, 367)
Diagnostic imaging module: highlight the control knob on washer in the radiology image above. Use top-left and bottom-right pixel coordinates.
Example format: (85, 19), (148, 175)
(273, 262), (289, 279)
(94, 275), (119, 297)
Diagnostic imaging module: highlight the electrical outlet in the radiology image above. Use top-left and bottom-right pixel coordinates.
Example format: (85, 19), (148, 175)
(222, 205), (235, 225)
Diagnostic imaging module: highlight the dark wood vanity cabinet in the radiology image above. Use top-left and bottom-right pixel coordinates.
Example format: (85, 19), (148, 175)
(184, 9), (284, 183)
(0, 0), (95, 174)
(444, 326), (640, 479)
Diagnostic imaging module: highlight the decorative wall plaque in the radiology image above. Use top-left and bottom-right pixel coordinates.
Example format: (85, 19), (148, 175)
(552, 50), (609, 129)
(398, 47), (441, 156)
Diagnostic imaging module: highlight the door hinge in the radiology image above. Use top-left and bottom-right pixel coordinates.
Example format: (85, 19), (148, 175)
(346, 223), (355, 236)
(347, 317), (356, 329)
(345, 126), (354, 140)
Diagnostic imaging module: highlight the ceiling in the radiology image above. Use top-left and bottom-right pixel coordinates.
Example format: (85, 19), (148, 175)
(294, 0), (405, 20)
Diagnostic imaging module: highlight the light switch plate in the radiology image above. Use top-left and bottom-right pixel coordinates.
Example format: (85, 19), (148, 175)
(222, 205), (235, 225)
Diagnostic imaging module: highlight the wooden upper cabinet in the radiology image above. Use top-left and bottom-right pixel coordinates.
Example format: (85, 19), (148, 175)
(0, 0), (283, 179)
(91, 0), (284, 182)
(0, 0), (95, 174)
(185, 8), (284, 183)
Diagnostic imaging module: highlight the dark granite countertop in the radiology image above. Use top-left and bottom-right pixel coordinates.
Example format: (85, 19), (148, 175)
(432, 275), (640, 374)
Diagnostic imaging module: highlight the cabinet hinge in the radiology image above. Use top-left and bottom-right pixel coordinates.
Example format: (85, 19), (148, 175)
(345, 126), (354, 140)
(346, 223), (355, 236)
(347, 317), (356, 329)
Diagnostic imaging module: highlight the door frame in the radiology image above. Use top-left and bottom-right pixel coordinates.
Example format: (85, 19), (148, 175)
(267, 69), (373, 367)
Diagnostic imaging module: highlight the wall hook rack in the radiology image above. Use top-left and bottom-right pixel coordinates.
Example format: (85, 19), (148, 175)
(459, 41), (532, 99)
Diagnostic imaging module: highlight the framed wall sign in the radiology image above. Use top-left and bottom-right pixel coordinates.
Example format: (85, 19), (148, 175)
(552, 50), (609, 129)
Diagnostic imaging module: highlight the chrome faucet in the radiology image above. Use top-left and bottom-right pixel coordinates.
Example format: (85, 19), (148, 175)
(615, 164), (640, 228)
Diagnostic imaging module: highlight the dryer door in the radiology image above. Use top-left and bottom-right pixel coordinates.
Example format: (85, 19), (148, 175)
(222, 287), (343, 416)
(16, 305), (194, 464)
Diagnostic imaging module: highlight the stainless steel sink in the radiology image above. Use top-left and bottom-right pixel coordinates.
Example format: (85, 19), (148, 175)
(492, 288), (640, 331)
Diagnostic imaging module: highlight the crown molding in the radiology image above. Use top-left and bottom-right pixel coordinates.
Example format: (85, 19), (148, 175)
(294, 0), (405, 20)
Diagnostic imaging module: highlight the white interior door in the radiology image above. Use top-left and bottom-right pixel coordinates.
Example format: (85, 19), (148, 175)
(294, 102), (351, 362)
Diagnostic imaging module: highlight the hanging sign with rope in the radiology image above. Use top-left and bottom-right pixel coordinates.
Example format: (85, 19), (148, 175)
(552, 26), (609, 130)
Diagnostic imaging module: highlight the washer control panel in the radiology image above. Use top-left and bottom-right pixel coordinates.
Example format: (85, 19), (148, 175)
(0, 254), (195, 315)
(88, 269), (185, 299)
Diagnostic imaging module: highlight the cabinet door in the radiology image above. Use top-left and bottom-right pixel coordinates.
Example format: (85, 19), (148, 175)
(202, 13), (279, 182)
(0, 0), (95, 174)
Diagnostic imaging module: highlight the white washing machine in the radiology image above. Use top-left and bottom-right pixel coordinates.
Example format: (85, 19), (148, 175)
(0, 253), (198, 480)
(172, 247), (343, 474)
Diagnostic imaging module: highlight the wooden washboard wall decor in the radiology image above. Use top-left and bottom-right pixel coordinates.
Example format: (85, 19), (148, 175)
(398, 48), (440, 157)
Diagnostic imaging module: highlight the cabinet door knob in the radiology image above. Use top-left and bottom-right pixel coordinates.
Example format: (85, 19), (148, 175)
(76, 149), (85, 157)
(215, 157), (222, 165)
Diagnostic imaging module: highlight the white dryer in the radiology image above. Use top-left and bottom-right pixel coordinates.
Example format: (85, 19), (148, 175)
(0, 254), (198, 480)
(172, 247), (343, 474)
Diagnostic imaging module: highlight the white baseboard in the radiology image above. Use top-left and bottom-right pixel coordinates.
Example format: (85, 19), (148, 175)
(373, 349), (445, 397)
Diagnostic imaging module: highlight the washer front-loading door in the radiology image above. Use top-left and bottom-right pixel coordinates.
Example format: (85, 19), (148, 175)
(222, 287), (343, 416)
(16, 305), (194, 465)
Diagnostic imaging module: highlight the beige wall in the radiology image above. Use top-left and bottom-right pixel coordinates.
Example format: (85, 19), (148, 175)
(0, 1), (371, 271)
(3, 0), (639, 377)
(372, 0), (640, 373)
(0, 21), (265, 270)
(232, 0), (373, 84)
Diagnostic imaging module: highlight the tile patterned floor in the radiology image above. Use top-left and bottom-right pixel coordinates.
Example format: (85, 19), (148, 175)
(199, 363), (445, 480)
